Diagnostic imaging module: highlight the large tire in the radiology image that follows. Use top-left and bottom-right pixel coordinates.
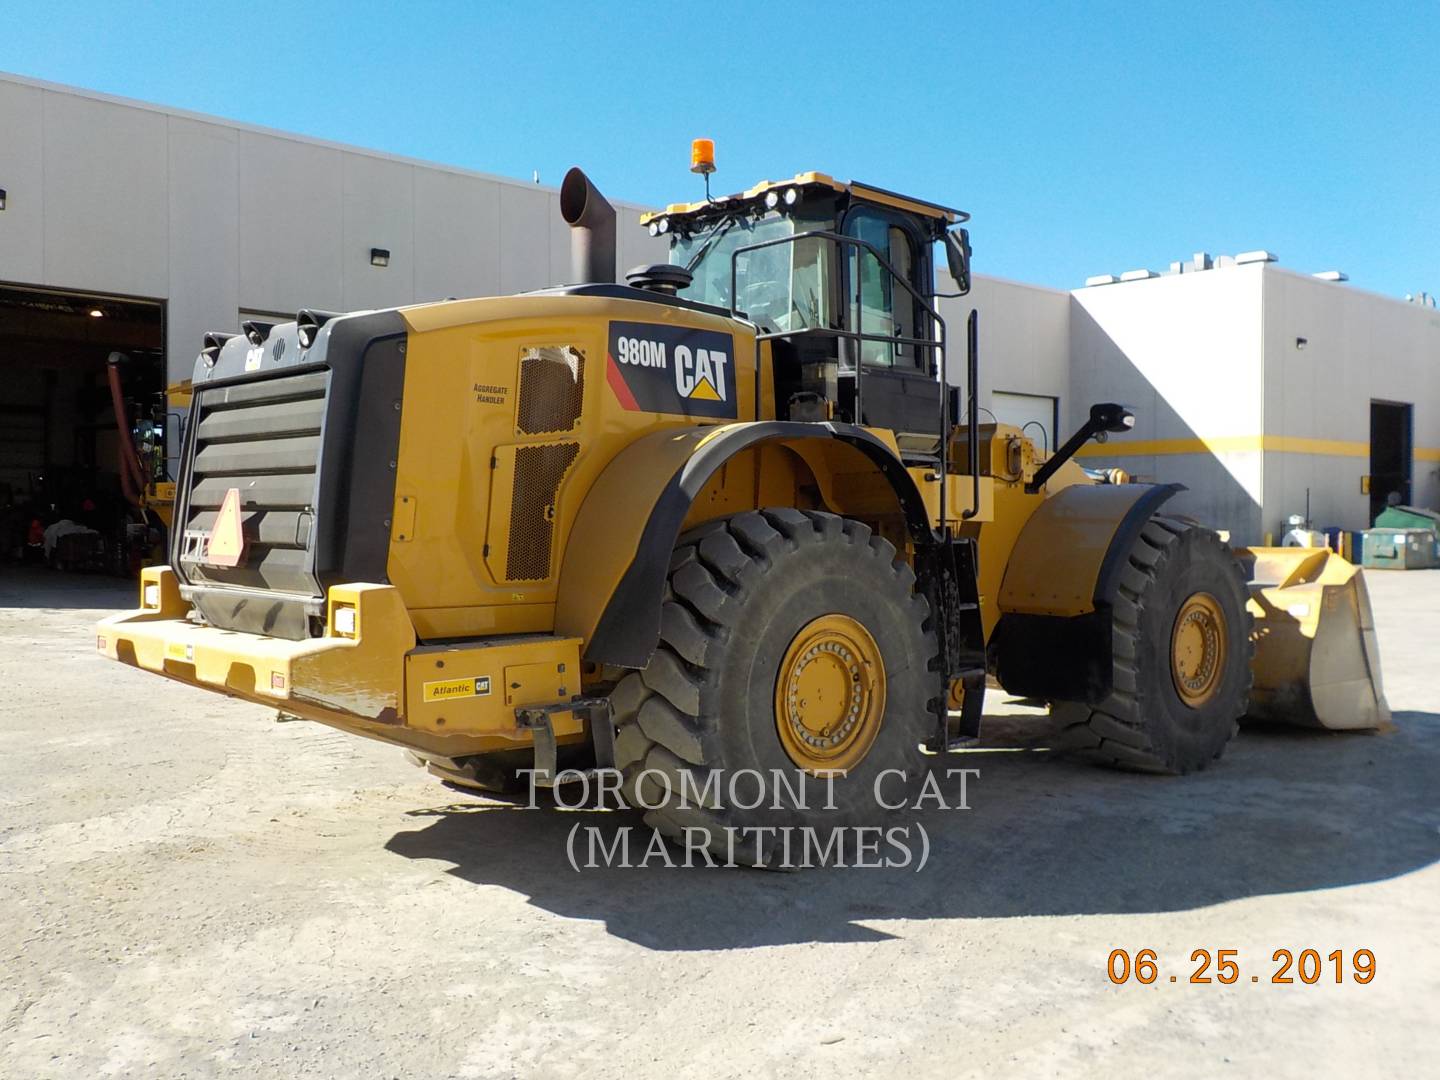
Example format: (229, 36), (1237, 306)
(610, 509), (940, 864)
(1053, 514), (1252, 773)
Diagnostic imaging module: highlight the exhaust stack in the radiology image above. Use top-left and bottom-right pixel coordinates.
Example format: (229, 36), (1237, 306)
(560, 167), (616, 285)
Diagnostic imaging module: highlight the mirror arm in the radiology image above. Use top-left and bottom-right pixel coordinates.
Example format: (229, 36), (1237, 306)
(1026, 403), (1135, 494)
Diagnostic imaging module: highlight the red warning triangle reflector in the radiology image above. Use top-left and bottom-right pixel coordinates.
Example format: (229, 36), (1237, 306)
(207, 487), (246, 567)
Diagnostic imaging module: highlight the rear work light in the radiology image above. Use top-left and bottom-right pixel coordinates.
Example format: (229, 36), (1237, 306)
(332, 605), (358, 637)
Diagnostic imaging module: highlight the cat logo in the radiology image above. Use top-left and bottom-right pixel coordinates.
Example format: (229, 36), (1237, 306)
(672, 344), (727, 402)
(606, 320), (737, 419)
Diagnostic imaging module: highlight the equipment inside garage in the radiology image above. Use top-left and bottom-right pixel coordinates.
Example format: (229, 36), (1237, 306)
(0, 284), (167, 578)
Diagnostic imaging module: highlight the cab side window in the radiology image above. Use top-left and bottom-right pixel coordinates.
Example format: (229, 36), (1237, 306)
(846, 211), (921, 369)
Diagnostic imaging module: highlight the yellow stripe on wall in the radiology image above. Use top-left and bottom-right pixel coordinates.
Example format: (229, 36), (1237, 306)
(1077, 436), (1440, 460)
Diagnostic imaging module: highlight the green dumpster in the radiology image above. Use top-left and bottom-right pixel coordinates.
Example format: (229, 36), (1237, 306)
(1373, 504), (1440, 537)
(1361, 527), (1440, 570)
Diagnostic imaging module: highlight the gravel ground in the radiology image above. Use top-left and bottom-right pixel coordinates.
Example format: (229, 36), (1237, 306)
(1, 564), (1436, 1079)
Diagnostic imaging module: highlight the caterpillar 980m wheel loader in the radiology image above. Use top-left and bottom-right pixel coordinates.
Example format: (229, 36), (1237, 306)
(96, 150), (1387, 854)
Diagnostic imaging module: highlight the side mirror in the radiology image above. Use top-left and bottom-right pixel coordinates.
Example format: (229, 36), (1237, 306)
(944, 228), (972, 295)
(1089, 402), (1136, 435)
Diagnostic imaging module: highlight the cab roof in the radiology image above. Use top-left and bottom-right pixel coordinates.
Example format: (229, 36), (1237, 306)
(640, 171), (968, 227)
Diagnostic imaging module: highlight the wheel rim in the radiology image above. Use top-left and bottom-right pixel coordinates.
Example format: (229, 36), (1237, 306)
(1170, 592), (1227, 708)
(774, 614), (886, 773)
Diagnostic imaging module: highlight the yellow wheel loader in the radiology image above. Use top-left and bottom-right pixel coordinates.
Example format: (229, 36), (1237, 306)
(96, 154), (1387, 854)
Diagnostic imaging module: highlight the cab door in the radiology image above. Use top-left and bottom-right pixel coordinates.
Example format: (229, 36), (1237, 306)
(840, 206), (942, 440)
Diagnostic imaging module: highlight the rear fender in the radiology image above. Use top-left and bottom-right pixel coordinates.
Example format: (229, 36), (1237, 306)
(555, 421), (931, 668)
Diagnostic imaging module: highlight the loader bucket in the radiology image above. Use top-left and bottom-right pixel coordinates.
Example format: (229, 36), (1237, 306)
(1235, 547), (1390, 730)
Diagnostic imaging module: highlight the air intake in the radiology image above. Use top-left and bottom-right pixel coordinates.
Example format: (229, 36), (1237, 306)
(506, 442), (581, 580)
(516, 347), (585, 435)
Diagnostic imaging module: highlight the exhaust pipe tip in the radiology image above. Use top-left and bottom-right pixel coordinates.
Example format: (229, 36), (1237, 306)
(559, 166), (605, 226)
(560, 166), (617, 285)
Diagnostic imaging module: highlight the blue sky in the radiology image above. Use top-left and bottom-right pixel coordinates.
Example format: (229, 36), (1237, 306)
(2, 2), (1434, 296)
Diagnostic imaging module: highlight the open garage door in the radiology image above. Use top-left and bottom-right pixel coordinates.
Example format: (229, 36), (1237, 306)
(0, 283), (166, 577)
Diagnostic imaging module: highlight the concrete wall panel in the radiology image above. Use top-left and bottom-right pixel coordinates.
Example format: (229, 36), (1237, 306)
(940, 275), (1071, 429)
(412, 169), (502, 303)
(237, 132), (344, 314)
(41, 90), (169, 297)
(498, 184), (554, 294)
(1070, 266), (1266, 540)
(167, 117), (239, 374)
(341, 152), (415, 312)
(0, 79), (46, 283)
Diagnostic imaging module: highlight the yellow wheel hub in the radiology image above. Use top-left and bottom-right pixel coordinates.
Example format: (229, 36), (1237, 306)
(1170, 592), (1227, 707)
(774, 614), (886, 773)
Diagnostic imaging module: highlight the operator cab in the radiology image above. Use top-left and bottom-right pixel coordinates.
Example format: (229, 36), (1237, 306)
(640, 170), (971, 458)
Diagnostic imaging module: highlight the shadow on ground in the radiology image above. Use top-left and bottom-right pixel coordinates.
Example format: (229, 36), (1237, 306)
(386, 711), (1440, 951)
(0, 566), (134, 610)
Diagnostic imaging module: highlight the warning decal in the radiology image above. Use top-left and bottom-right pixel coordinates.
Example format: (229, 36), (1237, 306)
(205, 487), (246, 568)
(606, 321), (737, 419)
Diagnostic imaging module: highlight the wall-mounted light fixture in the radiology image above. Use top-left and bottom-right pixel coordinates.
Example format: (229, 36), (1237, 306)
(1295, 336), (1308, 350)
(370, 247), (390, 268)
(0, 188), (7, 211)
(89, 308), (104, 318)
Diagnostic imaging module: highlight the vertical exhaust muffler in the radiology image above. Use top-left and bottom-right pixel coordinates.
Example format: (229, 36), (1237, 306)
(560, 167), (617, 285)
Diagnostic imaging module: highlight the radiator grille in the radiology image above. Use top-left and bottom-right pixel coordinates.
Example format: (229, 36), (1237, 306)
(178, 369), (328, 596)
(505, 441), (580, 580)
(515, 346), (585, 435)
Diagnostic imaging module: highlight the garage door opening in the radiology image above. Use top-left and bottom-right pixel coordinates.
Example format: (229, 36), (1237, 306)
(991, 391), (1059, 454)
(0, 283), (167, 577)
(1369, 400), (1413, 524)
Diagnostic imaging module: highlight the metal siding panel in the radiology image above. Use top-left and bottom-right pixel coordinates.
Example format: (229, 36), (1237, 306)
(237, 131), (344, 313)
(167, 117), (240, 388)
(40, 89), (170, 296)
(340, 152), (416, 311)
(0, 80), (46, 282)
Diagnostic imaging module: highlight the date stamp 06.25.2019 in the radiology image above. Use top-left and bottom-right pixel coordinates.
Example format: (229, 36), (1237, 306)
(1107, 948), (1376, 986)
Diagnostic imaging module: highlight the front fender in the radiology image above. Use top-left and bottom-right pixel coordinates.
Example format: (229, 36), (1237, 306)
(555, 421), (930, 668)
(992, 482), (1183, 702)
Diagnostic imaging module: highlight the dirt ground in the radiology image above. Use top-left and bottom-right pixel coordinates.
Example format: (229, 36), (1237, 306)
(1, 565), (1436, 1079)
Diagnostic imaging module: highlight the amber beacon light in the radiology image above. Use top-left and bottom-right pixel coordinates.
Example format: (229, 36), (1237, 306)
(690, 138), (716, 175)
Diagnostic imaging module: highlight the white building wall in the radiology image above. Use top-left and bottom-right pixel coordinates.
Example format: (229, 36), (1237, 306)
(167, 117), (241, 387)
(40, 88), (171, 299)
(5, 72), (1436, 543)
(1262, 267), (1440, 535)
(1069, 265), (1267, 542)
(0, 78), (45, 283)
(0, 73), (666, 390)
(939, 273), (1072, 442)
